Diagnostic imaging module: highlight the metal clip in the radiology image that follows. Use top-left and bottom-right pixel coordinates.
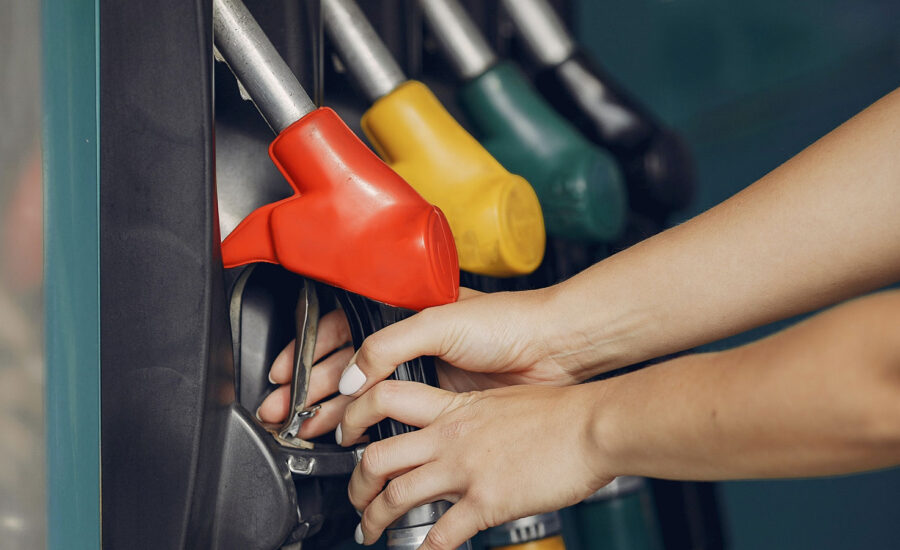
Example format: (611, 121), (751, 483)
(275, 278), (320, 449)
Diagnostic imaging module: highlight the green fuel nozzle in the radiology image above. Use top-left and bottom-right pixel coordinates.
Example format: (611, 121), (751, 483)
(418, 0), (627, 243)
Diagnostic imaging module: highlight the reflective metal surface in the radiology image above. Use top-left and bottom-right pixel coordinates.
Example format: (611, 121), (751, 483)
(500, 0), (575, 67)
(418, 0), (497, 80)
(389, 501), (451, 530)
(322, 0), (405, 102)
(386, 523), (473, 550)
(276, 279), (320, 448)
(213, 0), (316, 133)
(584, 475), (647, 503)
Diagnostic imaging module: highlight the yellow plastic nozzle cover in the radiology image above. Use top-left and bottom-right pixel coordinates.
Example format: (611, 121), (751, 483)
(493, 535), (567, 550)
(361, 80), (546, 277)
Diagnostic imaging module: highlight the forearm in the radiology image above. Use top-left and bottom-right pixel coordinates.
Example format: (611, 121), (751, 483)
(589, 290), (900, 481)
(545, 88), (900, 377)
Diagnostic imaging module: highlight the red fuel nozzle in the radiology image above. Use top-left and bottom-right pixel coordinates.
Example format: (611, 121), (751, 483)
(221, 108), (460, 311)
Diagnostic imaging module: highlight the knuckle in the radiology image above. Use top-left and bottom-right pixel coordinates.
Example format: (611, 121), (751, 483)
(382, 478), (407, 509)
(360, 334), (388, 367)
(358, 442), (384, 478)
(347, 484), (364, 511)
(423, 525), (454, 550)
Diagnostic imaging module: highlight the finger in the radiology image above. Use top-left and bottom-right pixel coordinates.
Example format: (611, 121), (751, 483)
(338, 381), (457, 446)
(418, 502), (482, 550)
(270, 309), (352, 385)
(457, 287), (482, 301)
(257, 384), (290, 423)
(357, 463), (459, 545)
(348, 430), (438, 511)
(305, 347), (354, 406)
(337, 306), (456, 396)
(268, 340), (295, 385)
(313, 308), (352, 362)
(296, 394), (353, 440)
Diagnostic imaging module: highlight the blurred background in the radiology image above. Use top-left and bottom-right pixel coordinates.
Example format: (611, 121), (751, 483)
(0, 0), (45, 548)
(573, 2), (900, 548)
(8, 1), (900, 549)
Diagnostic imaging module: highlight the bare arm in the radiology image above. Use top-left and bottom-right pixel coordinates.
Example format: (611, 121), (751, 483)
(597, 289), (900, 481)
(338, 291), (900, 549)
(551, 88), (900, 377)
(337, 88), (900, 399)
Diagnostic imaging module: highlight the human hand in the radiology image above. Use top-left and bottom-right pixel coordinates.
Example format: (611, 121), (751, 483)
(259, 287), (582, 438)
(256, 308), (356, 439)
(338, 381), (612, 548)
(335, 286), (581, 400)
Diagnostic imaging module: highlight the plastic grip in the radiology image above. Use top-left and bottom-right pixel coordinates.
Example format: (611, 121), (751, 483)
(492, 536), (567, 550)
(574, 491), (663, 550)
(220, 107), (460, 311)
(458, 62), (627, 243)
(533, 53), (695, 217)
(362, 80), (546, 277)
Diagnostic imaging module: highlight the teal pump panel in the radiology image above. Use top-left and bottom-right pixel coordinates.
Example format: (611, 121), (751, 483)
(43, 0), (102, 548)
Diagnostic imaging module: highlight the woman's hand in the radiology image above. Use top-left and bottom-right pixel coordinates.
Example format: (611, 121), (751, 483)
(256, 308), (356, 439)
(337, 381), (612, 549)
(259, 287), (585, 438)
(336, 287), (581, 399)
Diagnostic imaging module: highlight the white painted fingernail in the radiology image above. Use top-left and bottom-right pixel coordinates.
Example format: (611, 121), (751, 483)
(339, 364), (366, 395)
(354, 523), (364, 544)
(254, 407), (263, 422)
(335, 423), (343, 445)
(268, 371), (276, 385)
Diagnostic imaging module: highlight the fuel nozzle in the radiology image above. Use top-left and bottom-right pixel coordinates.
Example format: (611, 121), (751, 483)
(574, 476), (664, 550)
(213, 0), (459, 311)
(499, 0), (695, 219)
(322, 0), (545, 277)
(418, 0), (627, 243)
(484, 512), (566, 550)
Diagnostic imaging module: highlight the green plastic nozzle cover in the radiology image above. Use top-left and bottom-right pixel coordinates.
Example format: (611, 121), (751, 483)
(458, 61), (627, 243)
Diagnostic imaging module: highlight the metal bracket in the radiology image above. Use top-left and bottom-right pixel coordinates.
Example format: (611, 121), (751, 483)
(275, 278), (320, 449)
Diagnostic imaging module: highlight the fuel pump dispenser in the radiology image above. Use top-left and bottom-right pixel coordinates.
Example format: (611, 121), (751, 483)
(213, 0), (458, 310)
(214, 1), (468, 548)
(417, 0), (627, 245)
(498, 0), (695, 224)
(321, 0), (546, 279)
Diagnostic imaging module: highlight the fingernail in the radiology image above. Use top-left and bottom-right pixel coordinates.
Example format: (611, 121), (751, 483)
(354, 523), (364, 545)
(267, 371), (276, 385)
(254, 406), (263, 422)
(335, 423), (343, 445)
(339, 364), (366, 395)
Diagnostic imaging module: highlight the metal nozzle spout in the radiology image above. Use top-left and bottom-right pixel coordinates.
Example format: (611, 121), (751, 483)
(322, 0), (406, 103)
(418, 0), (497, 81)
(213, 0), (316, 133)
(500, 0), (576, 67)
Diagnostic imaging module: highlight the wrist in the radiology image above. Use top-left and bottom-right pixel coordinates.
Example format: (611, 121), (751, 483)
(571, 381), (628, 485)
(539, 266), (656, 380)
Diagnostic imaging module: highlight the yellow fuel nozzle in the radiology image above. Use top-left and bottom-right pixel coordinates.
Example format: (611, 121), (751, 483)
(492, 535), (567, 550)
(362, 80), (546, 277)
(322, 0), (545, 276)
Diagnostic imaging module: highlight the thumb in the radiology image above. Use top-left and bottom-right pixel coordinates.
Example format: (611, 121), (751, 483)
(337, 308), (448, 397)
